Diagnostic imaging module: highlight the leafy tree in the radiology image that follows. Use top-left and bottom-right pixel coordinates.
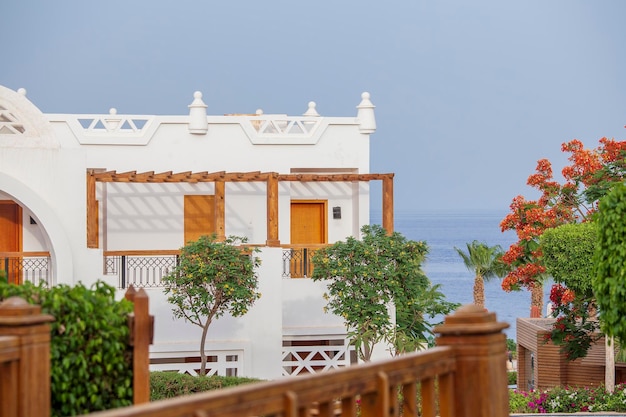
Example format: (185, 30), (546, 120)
(311, 224), (457, 361)
(501, 137), (626, 315)
(454, 240), (509, 308)
(162, 235), (261, 375)
(540, 222), (600, 360)
(593, 183), (626, 343)
(541, 222), (597, 298)
(392, 283), (457, 354)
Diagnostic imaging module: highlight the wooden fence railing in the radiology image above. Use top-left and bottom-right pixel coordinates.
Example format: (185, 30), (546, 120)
(0, 297), (509, 417)
(83, 304), (510, 417)
(0, 285), (153, 417)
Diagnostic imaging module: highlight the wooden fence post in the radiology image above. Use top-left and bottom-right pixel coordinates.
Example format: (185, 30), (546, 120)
(0, 296), (54, 417)
(125, 286), (152, 404)
(434, 304), (510, 417)
(0, 336), (19, 417)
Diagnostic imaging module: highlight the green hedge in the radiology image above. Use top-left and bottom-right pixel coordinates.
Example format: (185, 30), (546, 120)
(150, 372), (260, 400)
(0, 280), (133, 416)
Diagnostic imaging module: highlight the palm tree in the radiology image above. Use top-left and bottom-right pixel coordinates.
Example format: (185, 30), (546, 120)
(454, 240), (509, 309)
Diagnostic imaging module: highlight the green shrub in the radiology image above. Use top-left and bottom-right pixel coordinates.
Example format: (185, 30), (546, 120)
(0, 280), (133, 416)
(150, 372), (260, 400)
(506, 338), (517, 358)
(507, 371), (517, 386)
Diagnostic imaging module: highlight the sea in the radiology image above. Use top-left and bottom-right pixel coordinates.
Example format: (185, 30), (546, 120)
(371, 209), (553, 340)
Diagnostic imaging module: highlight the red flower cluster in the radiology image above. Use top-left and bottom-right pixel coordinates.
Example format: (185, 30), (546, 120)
(549, 283), (575, 307)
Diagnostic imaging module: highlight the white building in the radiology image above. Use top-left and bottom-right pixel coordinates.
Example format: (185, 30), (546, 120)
(0, 85), (395, 379)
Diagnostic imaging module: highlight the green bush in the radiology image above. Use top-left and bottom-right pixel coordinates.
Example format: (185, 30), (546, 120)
(506, 338), (517, 355)
(150, 372), (260, 400)
(0, 280), (133, 416)
(507, 371), (517, 386)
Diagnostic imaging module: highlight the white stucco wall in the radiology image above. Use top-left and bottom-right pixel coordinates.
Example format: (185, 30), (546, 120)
(0, 85), (380, 378)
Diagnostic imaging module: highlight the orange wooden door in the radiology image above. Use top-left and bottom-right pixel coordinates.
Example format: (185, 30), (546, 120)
(0, 201), (22, 284)
(290, 201), (326, 278)
(184, 195), (216, 245)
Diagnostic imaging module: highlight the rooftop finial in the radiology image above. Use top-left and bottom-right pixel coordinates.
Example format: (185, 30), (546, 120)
(105, 108), (121, 131)
(356, 92), (376, 134)
(188, 91), (208, 135)
(303, 101), (320, 117)
(17, 88), (27, 96)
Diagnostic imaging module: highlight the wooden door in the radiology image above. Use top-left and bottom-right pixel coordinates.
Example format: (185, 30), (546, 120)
(290, 201), (326, 278)
(184, 195), (216, 245)
(0, 201), (22, 284)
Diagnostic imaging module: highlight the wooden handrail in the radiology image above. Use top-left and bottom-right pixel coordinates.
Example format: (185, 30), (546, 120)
(82, 347), (458, 417)
(104, 250), (180, 257)
(81, 304), (509, 417)
(0, 297), (509, 417)
(103, 246), (330, 255)
(280, 244), (329, 249)
(0, 251), (51, 258)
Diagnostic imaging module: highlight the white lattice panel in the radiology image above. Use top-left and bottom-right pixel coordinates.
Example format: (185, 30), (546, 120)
(282, 339), (352, 376)
(150, 350), (242, 377)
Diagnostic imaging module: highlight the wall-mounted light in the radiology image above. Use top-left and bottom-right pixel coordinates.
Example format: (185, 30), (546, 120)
(333, 206), (341, 219)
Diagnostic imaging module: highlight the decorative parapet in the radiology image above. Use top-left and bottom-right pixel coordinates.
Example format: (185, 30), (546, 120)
(238, 114), (331, 145)
(46, 92), (374, 146)
(54, 108), (159, 145)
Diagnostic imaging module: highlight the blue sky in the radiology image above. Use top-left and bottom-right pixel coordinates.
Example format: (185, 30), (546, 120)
(3, 1), (625, 212)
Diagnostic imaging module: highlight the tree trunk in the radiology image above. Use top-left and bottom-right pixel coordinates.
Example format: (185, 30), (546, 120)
(199, 319), (212, 376)
(473, 274), (485, 308)
(606, 336), (615, 393)
(530, 283), (543, 317)
(361, 336), (373, 362)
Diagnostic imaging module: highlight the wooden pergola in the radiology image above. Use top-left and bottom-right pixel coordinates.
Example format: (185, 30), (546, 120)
(86, 169), (394, 249)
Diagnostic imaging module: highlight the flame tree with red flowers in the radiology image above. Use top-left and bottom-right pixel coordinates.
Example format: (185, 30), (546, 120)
(500, 137), (626, 317)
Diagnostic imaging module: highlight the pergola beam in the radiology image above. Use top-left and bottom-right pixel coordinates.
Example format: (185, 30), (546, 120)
(86, 170), (98, 248)
(86, 169), (394, 249)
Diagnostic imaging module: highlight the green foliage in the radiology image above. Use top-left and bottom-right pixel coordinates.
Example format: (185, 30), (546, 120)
(593, 183), (626, 342)
(311, 224), (457, 360)
(541, 222), (597, 297)
(454, 240), (509, 307)
(0, 270), (6, 284)
(507, 371), (517, 386)
(162, 234), (261, 374)
(506, 338), (517, 355)
(546, 308), (600, 360)
(0, 280), (133, 416)
(454, 241), (508, 282)
(540, 222), (602, 360)
(150, 372), (260, 400)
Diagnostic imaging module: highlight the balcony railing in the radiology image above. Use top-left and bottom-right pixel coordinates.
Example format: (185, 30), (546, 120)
(104, 251), (179, 289)
(0, 252), (51, 285)
(281, 244), (326, 278)
(103, 246), (328, 288)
